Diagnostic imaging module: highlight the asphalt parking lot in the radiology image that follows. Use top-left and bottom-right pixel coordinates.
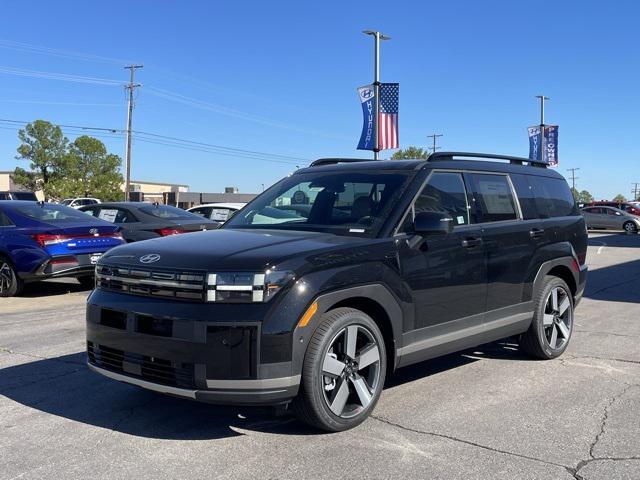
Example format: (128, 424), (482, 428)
(1, 232), (639, 480)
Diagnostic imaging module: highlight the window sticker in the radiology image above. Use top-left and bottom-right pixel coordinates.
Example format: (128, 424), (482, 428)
(98, 209), (118, 223)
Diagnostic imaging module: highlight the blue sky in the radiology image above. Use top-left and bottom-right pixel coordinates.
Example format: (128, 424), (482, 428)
(0, 0), (638, 199)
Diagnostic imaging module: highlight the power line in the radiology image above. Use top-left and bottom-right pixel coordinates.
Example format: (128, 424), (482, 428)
(0, 66), (122, 85)
(0, 118), (307, 165)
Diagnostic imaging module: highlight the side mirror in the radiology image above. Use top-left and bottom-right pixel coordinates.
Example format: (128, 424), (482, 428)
(414, 211), (454, 235)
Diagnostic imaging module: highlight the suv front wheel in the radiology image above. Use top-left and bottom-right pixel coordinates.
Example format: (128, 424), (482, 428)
(521, 275), (574, 359)
(293, 307), (386, 431)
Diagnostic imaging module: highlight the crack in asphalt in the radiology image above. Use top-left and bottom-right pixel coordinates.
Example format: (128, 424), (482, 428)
(574, 329), (640, 339)
(570, 384), (640, 479)
(370, 415), (570, 472)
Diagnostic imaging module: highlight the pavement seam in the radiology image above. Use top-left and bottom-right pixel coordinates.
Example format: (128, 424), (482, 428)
(564, 353), (640, 366)
(574, 329), (640, 339)
(370, 414), (571, 473)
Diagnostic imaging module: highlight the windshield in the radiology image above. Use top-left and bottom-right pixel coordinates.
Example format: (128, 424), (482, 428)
(139, 204), (203, 220)
(12, 192), (37, 201)
(60, 199), (72, 205)
(224, 171), (411, 236)
(11, 203), (99, 222)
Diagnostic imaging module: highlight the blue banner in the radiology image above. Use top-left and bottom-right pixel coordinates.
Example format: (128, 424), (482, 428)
(357, 85), (376, 151)
(528, 126), (541, 161)
(543, 125), (559, 167)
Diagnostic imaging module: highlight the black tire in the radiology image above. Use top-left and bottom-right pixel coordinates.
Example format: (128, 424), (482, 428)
(623, 221), (638, 234)
(520, 275), (574, 359)
(77, 275), (96, 290)
(292, 307), (386, 432)
(0, 256), (23, 297)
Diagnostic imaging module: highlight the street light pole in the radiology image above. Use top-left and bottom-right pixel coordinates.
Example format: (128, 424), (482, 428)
(535, 95), (549, 163)
(124, 64), (143, 201)
(363, 30), (391, 160)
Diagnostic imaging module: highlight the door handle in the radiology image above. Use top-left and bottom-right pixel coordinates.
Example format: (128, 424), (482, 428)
(529, 228), (545, 239)
(461, 237), (482, 248)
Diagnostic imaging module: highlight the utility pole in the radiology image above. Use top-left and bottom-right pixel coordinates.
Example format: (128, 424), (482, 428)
(363, 30), (391, 160)
(124, 64), (143, 201)
(632, 182), (640, 202)
(427, 133), (443, 154)
(535, 95), (549, 162)
(566, 168), (580, 190)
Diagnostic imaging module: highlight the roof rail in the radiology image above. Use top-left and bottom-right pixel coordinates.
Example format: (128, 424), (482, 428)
(428, 151), (547, 167)
(310, 158), (376, 167)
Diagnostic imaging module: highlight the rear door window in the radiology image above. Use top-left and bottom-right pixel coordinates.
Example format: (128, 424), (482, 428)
(528, 176), (578, 218)
(468, 173), (518, 223)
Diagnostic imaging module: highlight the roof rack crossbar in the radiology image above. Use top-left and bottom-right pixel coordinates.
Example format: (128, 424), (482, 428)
(310, 158), (376, 167)
(428, 151), (548, 167)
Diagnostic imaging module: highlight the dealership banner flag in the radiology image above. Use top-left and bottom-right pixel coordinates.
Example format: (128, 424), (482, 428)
(378, 83), (399, 150)
(357, 84), (376, 151)
(543, 125), (559, 167)
(528, 126), (542, 162)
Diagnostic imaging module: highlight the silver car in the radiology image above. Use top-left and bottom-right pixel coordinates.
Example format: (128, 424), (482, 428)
(581, 206), (640, 233)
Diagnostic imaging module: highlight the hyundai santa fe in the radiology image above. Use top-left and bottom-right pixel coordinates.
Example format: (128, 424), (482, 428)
(86, 152), (588, 431)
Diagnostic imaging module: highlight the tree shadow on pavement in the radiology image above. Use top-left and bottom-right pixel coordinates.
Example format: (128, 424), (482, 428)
(588, 232), (640, 248)
(583, 258), (640, 304)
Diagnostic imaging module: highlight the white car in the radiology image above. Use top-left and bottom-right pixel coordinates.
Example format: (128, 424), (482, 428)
(60, 197), (101, 209)
(187, 202), (246, 224)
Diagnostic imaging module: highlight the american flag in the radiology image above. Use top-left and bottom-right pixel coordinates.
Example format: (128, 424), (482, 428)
(378, 83), (399, 150)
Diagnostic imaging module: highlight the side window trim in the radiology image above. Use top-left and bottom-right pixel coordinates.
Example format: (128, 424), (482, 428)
(394, 169), (472, 235)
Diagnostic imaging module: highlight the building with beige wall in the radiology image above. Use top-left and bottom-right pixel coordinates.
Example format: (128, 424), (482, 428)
(0, 171), (45, 200)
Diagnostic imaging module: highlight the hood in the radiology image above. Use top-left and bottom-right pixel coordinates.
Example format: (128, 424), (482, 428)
(100, 228), (376, 271)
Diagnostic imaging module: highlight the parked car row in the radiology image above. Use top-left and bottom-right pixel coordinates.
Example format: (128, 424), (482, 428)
(581, 205), (640, 233)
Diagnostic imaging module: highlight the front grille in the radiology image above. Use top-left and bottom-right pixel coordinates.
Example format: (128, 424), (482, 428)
(96, 264), (206, 302)
(87, 341), (196, 388)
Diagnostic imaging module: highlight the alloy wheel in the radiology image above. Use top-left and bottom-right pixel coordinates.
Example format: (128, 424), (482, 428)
(0, 262), (13, 294)
(624, 222), (637, 233)
(321, 324), (382, 419)
(543, 286), (572, 349)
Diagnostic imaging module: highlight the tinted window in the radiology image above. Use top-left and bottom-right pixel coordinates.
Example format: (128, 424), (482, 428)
(414, 172), (469, 226)
(97, 208), (136, 223)
(510, 174), (537, 220)
(0, 193), (10, 200)
(582, 207), (600, 214)
(9, 203), (97, 222)
(12, 192), (37, 201)
(189, 207), (211, 218)
(0, 210), (14, 226)
(606, 208), (622, 216)
(139, 205), (202, 220)
(469, 173), (518, 223)
(529, 176), (578, 218)
(225, 171), (410, 236)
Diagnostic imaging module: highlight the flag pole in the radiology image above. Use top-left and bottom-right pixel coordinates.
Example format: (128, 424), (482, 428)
(536, 95), (549, 162)
(363, 30), (390, 160)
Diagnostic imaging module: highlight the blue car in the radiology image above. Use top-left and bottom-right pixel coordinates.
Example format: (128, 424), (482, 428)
(0, 201), (125, 297)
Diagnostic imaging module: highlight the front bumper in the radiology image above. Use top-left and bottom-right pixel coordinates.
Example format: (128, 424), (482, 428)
(86, 291), (299, 406)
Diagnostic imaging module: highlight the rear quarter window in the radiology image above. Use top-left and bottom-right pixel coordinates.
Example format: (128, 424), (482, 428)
(528, 176), (578, 218)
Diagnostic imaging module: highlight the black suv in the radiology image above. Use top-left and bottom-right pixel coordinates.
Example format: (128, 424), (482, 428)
(86, 152), (588, 431)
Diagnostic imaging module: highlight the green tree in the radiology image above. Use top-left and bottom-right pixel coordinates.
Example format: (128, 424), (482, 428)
(570, 187), (579, 202)
(391, 146), (429, 160)
(578, 190), (594, 204)
(13, 120), (69, 199)
(64, 135), (124, 201)
(612, 193), (627, 203)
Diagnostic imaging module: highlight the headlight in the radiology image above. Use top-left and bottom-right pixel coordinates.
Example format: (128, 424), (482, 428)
(206, 270), (294, 303)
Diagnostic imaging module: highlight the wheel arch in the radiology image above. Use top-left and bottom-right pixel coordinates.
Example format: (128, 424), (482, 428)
(291, 284), (404, 376)
(532, 257), (579, 301)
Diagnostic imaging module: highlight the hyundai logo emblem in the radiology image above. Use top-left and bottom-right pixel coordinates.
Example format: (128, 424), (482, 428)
(89, 228), (98, 235)
(139, 254), (161, 264)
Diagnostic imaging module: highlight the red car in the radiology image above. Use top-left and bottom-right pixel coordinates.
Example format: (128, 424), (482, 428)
(590, 201), (640, 216)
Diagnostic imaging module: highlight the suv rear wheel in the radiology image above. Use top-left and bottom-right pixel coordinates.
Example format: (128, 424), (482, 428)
(0, 257), (23, 297)
(520, 275), (573, 359)
(292, 307), (386, 431)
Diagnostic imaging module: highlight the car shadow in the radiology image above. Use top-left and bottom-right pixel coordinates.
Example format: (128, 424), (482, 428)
(588, 231), (640, 248)
(1, 342), (526, 439)
(19, 279), (91, 298)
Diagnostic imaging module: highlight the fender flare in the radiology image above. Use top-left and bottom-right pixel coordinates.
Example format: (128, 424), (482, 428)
(290, 284), (404, 375)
